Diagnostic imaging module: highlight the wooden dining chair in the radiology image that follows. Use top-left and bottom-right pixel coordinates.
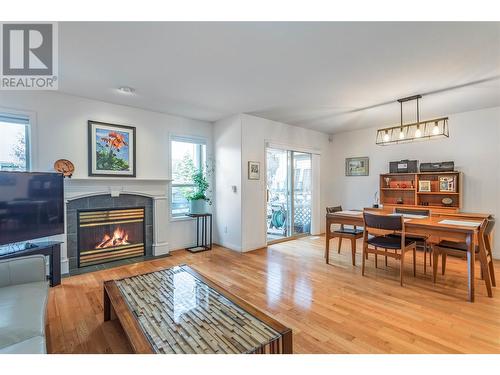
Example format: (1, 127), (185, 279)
(362, 212), (417, 286)
(432, 217), (495, 297)
(483, 217), (497, 288)
(325, 206), (363, 265)
(390, 207), (432, 273)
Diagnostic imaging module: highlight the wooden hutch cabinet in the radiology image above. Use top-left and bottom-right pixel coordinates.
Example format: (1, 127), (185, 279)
(379, 171), (462, 213)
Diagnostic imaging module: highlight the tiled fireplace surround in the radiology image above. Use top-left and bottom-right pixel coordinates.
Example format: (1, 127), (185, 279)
(64, 179), (170, 273)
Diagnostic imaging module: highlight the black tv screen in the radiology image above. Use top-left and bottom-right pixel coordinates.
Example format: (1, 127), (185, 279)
(0, 171), (64, 246)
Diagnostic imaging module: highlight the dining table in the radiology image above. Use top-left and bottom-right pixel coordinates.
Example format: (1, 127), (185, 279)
(326, 209), (489, 302)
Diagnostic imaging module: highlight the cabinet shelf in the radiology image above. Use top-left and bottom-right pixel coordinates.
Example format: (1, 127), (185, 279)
(381, 188), (415, 191)
(418, 204), (459, 209)
(380, 173), (417, 176)
(384, 203), (459, 210)
(417, 191), (459, 195)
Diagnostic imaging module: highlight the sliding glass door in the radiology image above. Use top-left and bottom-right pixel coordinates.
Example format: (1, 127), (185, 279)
(266, 148), (291, 241)
(292, 152), (312, 236)
(266, 148), (312, 243)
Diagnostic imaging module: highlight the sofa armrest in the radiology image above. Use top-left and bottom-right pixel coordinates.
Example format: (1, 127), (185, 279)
(0, 255), (46, 287)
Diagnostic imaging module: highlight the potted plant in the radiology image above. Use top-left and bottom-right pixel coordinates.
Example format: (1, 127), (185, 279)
(176, 154), (213, 214)
(186, 170), (210, 214)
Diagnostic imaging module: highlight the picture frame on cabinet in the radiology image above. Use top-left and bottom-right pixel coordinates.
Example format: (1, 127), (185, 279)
(418, 180), (431, 192)
(439, 176), (456, 192)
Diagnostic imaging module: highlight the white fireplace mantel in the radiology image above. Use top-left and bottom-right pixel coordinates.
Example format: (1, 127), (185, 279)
(64, 177), (172, 201)
(64, 177), (171, 259)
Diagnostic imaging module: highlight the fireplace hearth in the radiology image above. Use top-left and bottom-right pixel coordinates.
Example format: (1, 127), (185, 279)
(77, 207), (145, 267)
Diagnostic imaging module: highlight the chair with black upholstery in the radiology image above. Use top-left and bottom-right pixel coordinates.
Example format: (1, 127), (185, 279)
(362, 212), (417, 286)
(432, 216), (495, 297)
(390, 207), (431, 273)
(325, 206), (363, 266)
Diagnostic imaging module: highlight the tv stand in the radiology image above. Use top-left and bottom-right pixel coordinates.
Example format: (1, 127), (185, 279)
(0, 241), (62, 287)
(23, 242), (39, 250)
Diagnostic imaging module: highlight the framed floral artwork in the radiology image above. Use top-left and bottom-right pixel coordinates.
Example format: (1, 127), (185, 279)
(88, 121), (136, 177)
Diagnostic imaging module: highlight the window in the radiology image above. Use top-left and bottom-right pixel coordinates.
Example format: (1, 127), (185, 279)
(171, 136), (206, 217)
(0, 113), (30, 171)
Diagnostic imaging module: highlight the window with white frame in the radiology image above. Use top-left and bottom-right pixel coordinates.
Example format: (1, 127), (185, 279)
(171, 136), (206, 217)
(0, 113), (30, 171)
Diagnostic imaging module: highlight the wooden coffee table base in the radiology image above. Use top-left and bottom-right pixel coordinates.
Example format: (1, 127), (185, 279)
(103, 265), (292, 354)
(104, 280), (154, 353)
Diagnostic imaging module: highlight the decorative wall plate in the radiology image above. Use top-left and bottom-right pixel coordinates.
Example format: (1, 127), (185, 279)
(441, 197), (453, 206)
(54, 159), (75, 177)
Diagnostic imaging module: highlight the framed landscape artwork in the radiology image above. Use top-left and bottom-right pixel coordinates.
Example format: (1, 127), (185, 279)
(345, 157), (369, 176)
(88, 121), (136, 177)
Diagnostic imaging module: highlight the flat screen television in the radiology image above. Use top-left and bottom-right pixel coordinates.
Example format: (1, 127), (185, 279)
(0, 171), (64, 246)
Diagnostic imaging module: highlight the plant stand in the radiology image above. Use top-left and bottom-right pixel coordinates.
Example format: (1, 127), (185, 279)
(185, 213), (213, 253)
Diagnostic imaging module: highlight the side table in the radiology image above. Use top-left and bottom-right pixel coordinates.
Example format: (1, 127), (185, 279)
(185, 213), (213, 253)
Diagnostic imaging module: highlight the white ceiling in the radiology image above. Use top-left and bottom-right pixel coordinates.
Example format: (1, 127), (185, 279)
(59, 22), (500, 134)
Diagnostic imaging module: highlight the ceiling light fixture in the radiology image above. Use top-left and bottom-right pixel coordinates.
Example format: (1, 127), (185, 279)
(376, 94), (449, 146)
(398, 107), (405, 139)
(432, 121), (440, 135)
(117, 86), (136, 94)
(414, 98), (422, 138)
(415, 125), (422, 138)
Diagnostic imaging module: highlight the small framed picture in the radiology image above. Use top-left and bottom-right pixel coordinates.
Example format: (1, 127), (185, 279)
(419, 180), (431, 192)
(88, 120), (136, 177)
(248, 161), (260, 180)
(345, 157), (369, 176)
(439, 176), (456, 192)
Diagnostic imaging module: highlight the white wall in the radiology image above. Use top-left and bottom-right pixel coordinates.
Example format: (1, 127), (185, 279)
(330, 106), (500, 258)
(213, 114), (334, 252)
(0, 91), (213, 268)
(213, 115), (243, 250)
(240, 114), (334, 251)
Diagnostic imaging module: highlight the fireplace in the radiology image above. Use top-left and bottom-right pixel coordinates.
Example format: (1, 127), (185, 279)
(77, 207), (146, 267)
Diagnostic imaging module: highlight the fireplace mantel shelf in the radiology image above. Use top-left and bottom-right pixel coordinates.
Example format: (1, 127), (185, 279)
(64, 177), (171, 200)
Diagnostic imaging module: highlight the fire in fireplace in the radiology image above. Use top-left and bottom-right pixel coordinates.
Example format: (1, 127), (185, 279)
(96, 227), (130, 248)
(77, 207), (145, 267)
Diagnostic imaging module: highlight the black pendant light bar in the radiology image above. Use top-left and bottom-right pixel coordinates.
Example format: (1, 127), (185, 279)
(396, 94), (422, 103)
(376, 94), (449, 146)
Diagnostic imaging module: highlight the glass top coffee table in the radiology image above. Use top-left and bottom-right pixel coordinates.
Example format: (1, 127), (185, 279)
(103, 264), (292, 353)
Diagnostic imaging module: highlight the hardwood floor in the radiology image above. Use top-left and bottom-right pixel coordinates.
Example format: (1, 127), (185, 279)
(46, 236), (500, 354)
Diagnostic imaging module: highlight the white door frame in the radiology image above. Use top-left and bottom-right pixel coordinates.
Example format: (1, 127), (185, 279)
(264, 141), (321, 244)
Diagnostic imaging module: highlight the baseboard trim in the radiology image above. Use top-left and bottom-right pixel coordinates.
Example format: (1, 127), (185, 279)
(153, 242), (169, 257)
(212, 241), (242, 252)
(61, 258), (69, 275)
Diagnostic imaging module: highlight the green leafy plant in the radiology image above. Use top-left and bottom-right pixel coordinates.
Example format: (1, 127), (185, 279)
(186, 171), (210, 202)
(176, 154), (214, 204)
